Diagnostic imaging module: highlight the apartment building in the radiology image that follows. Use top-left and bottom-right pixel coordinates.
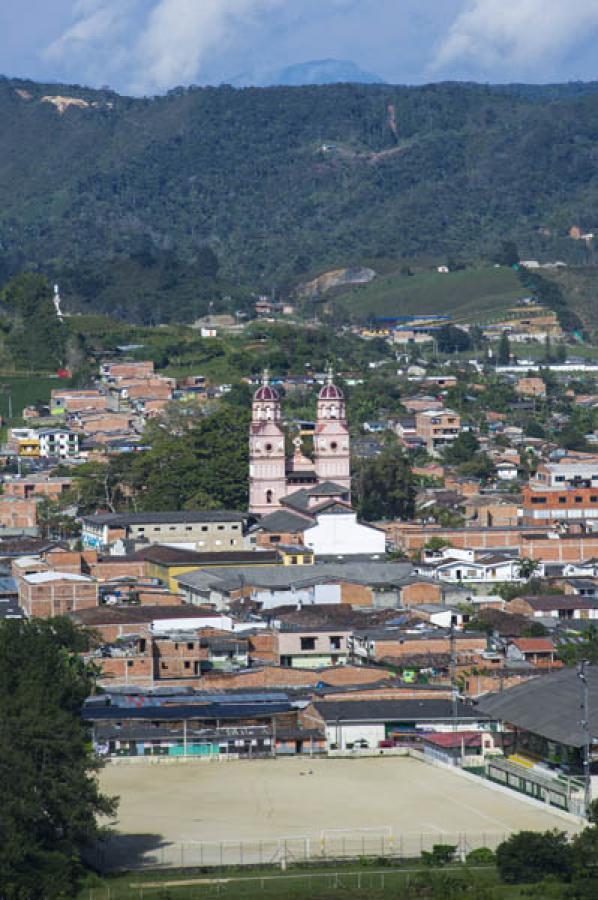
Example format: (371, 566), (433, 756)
(415, 409), (461, 456)
(522, 484), (598, 523)
(80, 510), (247, 551)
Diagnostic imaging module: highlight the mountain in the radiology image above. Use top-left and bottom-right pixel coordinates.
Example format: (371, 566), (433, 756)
(272, 59), (383, 86)
(2, 76), (598, 323)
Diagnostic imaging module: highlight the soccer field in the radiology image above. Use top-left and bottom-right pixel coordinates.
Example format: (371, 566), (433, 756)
(98, 757), (581, 869)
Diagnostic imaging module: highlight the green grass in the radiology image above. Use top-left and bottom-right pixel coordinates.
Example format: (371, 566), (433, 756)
(330, 267), (529, 324)
(79, 864), (544, 900)
(0, 375), (70, 421)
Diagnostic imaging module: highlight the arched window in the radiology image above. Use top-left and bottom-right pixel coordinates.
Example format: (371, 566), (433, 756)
(266, 489), (273, 504)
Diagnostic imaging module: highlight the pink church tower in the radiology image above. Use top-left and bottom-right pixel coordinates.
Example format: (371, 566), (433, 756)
(248, 371), (287, 515)
(313, 367), (351, 495)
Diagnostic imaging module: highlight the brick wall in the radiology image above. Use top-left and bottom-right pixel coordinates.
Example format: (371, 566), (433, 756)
(400, 582), (442, 607)
(340, 582), (373, 606)
(19, 579), (98, 618)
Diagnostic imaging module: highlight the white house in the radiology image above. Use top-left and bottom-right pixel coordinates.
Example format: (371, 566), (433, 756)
(496, 461), (519, 481)
(432, 553), (525, 584)
(303, 509), (386, 557)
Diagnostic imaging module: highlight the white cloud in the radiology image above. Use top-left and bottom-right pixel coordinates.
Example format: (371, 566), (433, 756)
(130, 0), (285, 94)
(433, 0), (598, 77)
(43, 0), (290, 93)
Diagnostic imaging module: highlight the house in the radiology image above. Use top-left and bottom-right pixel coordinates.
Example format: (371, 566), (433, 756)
(417, 547), (524, 584)
(415, 409), (461, 457)
(19, 572), (98, 618)
(349, 627), (487, 664)
(496, 461), (519, 482)
(81, 510), (247, 552)
(68, 604), (236, 643)
(506, 638), (559, 668)
(299, 699), (489, 751)
(515, 377), (546, 398)
(277, 626), (351, 668)
(508, 594), (598, 620)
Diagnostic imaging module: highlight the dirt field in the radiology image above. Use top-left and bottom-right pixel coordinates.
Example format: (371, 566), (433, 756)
(100, 756), (580, 847)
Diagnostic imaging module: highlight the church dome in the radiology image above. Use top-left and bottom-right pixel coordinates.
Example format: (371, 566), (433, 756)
(254, 383), (279, 402)
(318, 382), (344, 401)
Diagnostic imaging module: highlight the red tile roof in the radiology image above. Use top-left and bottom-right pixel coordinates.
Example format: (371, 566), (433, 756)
(511, 638), (554, 652)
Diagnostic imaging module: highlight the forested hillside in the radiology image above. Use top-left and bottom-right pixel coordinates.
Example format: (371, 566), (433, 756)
(3, 77), (598, 322)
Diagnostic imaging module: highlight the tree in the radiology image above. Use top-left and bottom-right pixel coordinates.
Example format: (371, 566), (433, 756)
(495, 830), (572, 884)
(0, 618), (115, 896)
(1, 273), (66, 371)
(494, 240), (520, 267)
(559, 425), (589, 452)
(516, 557), (541, 580)
(354, 443), (415, 521)
(457, 452), (496, 481)
(436, 325), (472, 354)
(497, 332), (511, 365)
(443, 431), (479, 465)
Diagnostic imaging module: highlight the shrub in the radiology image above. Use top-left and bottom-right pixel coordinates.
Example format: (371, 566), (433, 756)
(495, 830), (572, 884)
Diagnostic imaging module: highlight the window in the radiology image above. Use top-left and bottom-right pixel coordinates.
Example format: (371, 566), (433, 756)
(187, 642), (194, 650)
(217, 525), (224, 530)
(559, 498), (567, 504)
(269, 535), (281, 543)
(161, 662), (168, 670)
(231, 524), (239, 530)
(201, 525), (208, 531)
(186, 526), (193, 531)
(531, 497), (546, 504)
(184, 661), (191, 669)
(300, 637), (316, 650)
(153, 526), (161, 531)
(266, 489), (273, 505)
(265, 443), (273, 451)
(329, 636), (342, 650)
(575, 496), (583, 503)
(330, 442), (338, 450)
(290, 556), (298, 565)
(127, 660), (133, 667)
(591, 497), (598, 503)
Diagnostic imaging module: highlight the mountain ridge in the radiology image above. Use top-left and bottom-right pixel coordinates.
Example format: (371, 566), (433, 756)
(2, 76), (598, 322)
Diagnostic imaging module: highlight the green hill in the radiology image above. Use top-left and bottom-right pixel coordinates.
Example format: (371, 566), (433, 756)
(3, 77), (598, 322)
(327, 266), (529, 323)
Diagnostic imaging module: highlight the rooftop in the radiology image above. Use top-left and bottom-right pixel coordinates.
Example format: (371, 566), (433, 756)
(81, 510), (246, 527)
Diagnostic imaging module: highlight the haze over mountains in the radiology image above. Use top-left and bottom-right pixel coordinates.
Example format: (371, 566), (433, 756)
(2, 75), (598, 322)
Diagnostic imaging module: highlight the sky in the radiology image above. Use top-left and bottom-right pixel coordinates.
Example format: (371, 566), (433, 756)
(2, 0), (598, 95)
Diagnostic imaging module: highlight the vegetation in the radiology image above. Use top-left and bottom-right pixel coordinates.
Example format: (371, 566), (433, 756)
(68, 397), (250, 514)
(353, 443), (416, 521)
(0, 618), (115, 897)
(4, 78), (598, 323)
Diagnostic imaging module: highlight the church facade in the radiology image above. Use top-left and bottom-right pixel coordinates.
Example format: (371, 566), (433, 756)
(248, 371), (351, 516)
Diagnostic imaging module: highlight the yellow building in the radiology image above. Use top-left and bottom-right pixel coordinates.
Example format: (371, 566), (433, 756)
(143, 547), (282, 592)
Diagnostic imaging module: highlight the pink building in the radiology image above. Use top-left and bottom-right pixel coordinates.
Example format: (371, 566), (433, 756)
(248, 370), (351, 515)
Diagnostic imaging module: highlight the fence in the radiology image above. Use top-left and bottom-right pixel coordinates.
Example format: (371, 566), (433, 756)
(89, 829), (511, 873)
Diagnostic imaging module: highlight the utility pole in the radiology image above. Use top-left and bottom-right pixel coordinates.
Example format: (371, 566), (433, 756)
(578, 661), (592, 816)
(450, 617), (458, 733)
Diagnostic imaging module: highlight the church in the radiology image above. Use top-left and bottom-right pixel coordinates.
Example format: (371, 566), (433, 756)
(248, 369), (351, 516)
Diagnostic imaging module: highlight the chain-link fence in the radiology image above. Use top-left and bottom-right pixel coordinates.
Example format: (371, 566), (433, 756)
(88, 829), (511, 873)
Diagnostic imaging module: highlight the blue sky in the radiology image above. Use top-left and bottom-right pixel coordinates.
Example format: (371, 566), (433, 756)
(2, 0), (598, 95)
